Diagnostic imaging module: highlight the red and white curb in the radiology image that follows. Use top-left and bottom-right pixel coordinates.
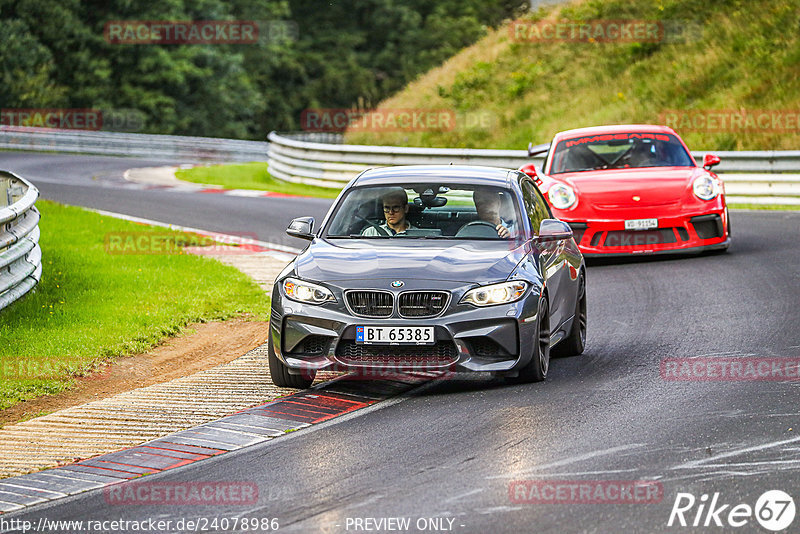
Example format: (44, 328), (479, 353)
(121, 166), (320, 199)
(0, 374), (437, 514)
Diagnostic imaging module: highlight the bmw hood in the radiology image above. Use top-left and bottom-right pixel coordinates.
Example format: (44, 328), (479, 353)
(293, 239), (526, 284)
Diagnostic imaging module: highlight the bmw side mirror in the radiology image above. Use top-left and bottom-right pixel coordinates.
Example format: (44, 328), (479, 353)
(703, 153), (721, 170)
(287, 217), (315, 240)
(537, 219), (573, 241)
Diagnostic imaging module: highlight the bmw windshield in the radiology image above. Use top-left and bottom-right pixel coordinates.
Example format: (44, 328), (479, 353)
(324, 183), (523, 240)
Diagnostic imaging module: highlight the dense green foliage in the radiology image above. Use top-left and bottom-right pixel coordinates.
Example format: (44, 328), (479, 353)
(0, 0), (525, 139)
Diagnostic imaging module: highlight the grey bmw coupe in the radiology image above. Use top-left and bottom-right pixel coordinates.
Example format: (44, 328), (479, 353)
(269, 166), (586, 388)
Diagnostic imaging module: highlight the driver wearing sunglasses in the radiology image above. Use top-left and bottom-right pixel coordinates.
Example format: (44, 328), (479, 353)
(361, 188), (416, 236)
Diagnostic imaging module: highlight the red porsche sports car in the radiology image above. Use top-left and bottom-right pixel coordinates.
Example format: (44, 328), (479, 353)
(520, 125), (731, 256)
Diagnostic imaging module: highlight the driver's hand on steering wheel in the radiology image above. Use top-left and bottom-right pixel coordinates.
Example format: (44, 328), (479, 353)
(496, 224), (510, 238)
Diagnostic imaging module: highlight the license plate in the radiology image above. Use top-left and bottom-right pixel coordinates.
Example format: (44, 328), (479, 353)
(624, 218), (658, 230)
(356, 326), (435, 345)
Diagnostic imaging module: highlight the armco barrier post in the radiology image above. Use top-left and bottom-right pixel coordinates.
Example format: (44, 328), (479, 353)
(0, 171), (42, 311)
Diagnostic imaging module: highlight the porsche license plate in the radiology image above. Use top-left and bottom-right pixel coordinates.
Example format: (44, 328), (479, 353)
(624, 218), (658, 230)
(356, 326), (434, 345)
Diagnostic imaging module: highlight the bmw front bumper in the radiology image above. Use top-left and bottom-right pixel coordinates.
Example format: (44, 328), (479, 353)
(269, 279), (542, 375)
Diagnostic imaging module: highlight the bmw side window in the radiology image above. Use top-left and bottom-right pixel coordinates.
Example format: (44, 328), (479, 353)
(530, 180), (553, 219)
(521, 181), (540, 235)
(521, 179), (550, 234)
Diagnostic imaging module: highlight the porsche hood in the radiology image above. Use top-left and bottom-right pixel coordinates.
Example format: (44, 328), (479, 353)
(556, 167), (702, 208)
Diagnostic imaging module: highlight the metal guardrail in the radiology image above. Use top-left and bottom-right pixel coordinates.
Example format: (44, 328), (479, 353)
(267, 131), (530, 186)
(0, 171), (42, 311)
(267, 132), (800, 204)
(1, 127), (798, 204)
(0, 126), (269, 162)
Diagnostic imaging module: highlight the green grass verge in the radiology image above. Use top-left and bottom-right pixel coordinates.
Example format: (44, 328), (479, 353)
(176, 162), (342, 199)
(729, 203), (800, 211)
(0, 201), (271, 411)
(345, 0), (800, 151)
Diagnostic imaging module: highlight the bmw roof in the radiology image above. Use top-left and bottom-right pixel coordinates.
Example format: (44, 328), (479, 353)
(352, 165), (518, 187)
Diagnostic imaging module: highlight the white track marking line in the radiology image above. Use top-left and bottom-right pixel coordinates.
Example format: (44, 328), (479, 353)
(225, 189), (271, 197)
(672, 435), (800, 470)
(443, 488), (485, 503)
(485, 443), (645, 479)
(520, 468), (638, 477)
(477, 505), (524, 514)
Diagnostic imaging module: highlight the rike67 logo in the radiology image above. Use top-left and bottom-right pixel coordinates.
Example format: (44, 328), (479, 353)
(668, 490), (795, 531)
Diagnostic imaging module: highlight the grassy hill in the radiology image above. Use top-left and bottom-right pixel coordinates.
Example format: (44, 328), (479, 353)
(344, 0), (800, 151)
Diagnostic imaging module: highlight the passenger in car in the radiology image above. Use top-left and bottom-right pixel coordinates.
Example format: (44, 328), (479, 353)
(361, 188), (417, 236)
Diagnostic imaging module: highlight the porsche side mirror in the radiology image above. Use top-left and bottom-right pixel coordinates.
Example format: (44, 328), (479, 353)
(537, 219), (573, 241)
(287, 217), (315, 240)
(703, 153), (721, 170)
(519, 163), (538, 179)
(528, 142), (550, 158)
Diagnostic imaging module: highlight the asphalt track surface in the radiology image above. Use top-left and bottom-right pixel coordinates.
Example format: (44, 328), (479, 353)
(0, 152), (333, 250)
(3, 152), (800, 533)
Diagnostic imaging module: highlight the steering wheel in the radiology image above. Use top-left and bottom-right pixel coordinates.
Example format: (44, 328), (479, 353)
(455, 220), (500, 238)
(605, 143), (638, 169)
(356, 215), (390, 237)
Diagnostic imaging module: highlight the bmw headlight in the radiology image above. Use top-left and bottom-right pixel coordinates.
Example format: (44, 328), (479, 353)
(548, 184), (577, 210)
(283, 277), (336, 304)
(693, 175), (719, 200)
(461, 281), (529, 307)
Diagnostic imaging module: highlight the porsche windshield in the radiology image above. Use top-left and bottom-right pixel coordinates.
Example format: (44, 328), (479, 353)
(325, 184), (522, 240)
(549, 132), (695, 174)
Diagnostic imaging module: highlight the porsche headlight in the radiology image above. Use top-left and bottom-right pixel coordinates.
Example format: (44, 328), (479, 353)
(693, 175), (719, 201)
(461, 281), (529, 307)
(548, 184), (577, 210)
(283, 277), (335, 304)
